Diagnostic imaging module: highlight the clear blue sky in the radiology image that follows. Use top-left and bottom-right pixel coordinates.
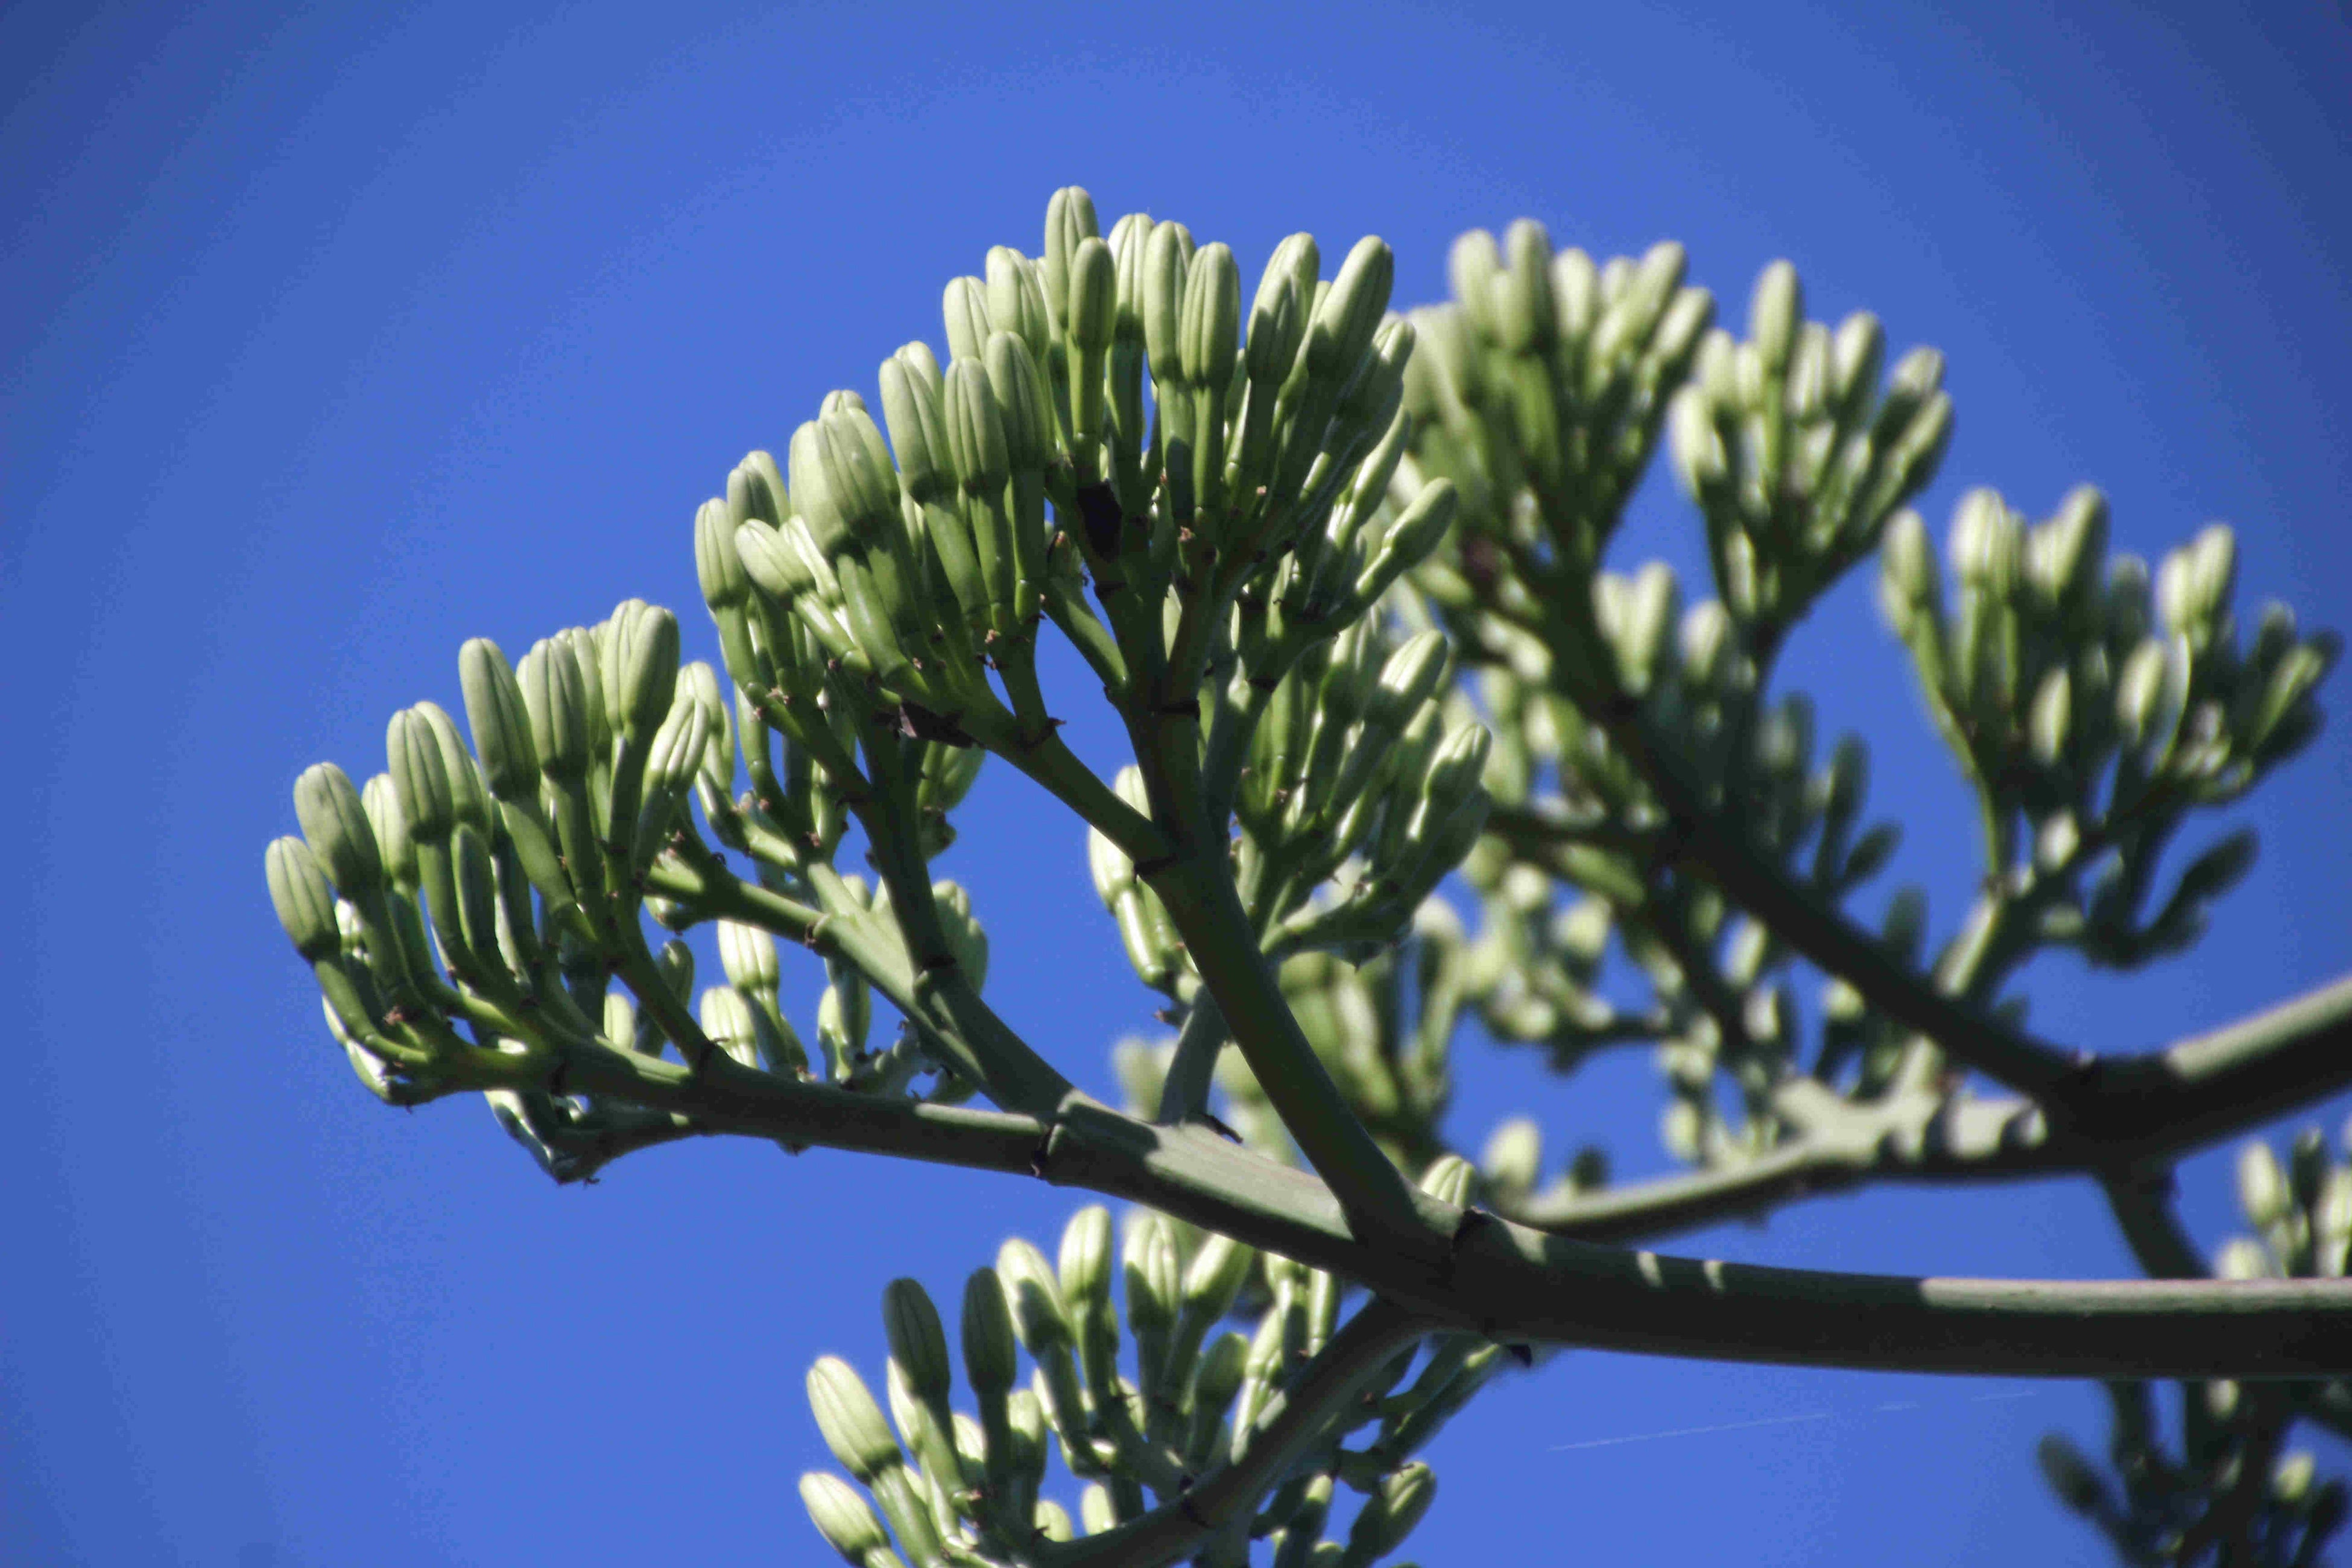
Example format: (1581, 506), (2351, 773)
(5, 2), (2348, 1563)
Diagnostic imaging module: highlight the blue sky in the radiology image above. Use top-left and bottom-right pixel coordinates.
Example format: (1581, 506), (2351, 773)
(5, 2), (2348, 1563)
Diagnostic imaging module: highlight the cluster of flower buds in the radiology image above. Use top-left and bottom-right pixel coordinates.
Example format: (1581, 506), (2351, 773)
(264, 603), (726, 1100)
(798, 1191), (1485, 1566)
(1880, 490), (2339, 964)
(2037, 1377), (2345, 1566)
(1669, 262), (1953, 644)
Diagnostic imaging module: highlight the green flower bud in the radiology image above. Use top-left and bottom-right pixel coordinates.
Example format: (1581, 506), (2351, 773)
(1367, 631), (1450, 732)
(294, 762), (382, 896)
(411, 701), (488, 836)
(1354, 478), (1458, 605)
(1181, 1231), (1253, 1323)
(458, 639), (538, 801)
(1879, 510), (1937, 612)
(1069, 238), (1118, 362)
(1033, 1498), (1073, 1544)
(1829, 311), (1886, 419)
(878, 354), (949, 505)
(388, 707), (454, 844)
(943, 359), (1010, 493)
(519, 637), (591, 781)
(929, 880), (989, 990)
(1749, 260), (1801, 376)
(1482, 1118), (1543, 1195)
(1043, 185), (1100, 329)
(361, 773), (417, 889)
(1448, 229), (1501, 341)
(2239, 1140), (2289, 1228)
(1496, 218), (1555, 355)
(997, 1237), (1072, 1351)
(797, 1472), (892, 1564)
(820, 406), (904, 543)
(1345, 1461), (1436, 1564)
(2036, 1435), (2104, 1515)
(1416, 1153), (1475, 1208)
(2030, 485), (2108, 613)
(984, 332), (1050, 471)
(735, 518), (821, 607)
(266, 836), (342, 960)
(808, 1357), (902, 1484)
(2115, 636), (2173, 747)
(697, 984), (760, 1069)
(716, 918), (779, 994)
(600, 600), (681, 747)
(1057, 1204), (1114, 1321)
(2028, 666), (2072, 767)
(1180, 242), (1241, 394)
(882, 1277), (954, 1407)
(1123, 1210), (1179, 1336)
(985, 246), (1052, 367)
(2216, 1237), (2271, 1280)
(448, 821), (501, 961)
(1307, 232), (1392, 381)
(1140, 223), (1188, 377)
(942, 276), (993, 366)
(961, 1268), (1019, 1398)
(697, 496), (752, 618)
(724, 449), (787, 528)
(1187, 1330), (1249, 1454)
(1949, 489), (2022, 593)
(1421, 722), (1492, 814)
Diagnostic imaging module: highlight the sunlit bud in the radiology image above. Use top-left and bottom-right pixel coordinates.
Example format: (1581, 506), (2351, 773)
(1080, 1483), (1116, 1538)
(941, 276), (993, 366)
(807, 1358), (901, 1484)
(696, 985), (760, 1069)
(823, 405), (904, 537)
(387, 707), (454, 843)
(2115, 636), (2171, 746)
(716, 918), (779, 994)
(1416, 1153), (1475, 1208)
(1449, 229), (1501, 340)
(2239, 1140), (2289, 1228)
(1749, 261), (1801, 376)
(943, 359), (1011, 493)
(457, 639), (538, 801)
(985, 246), (1052, 368)
(1421, 722), (1492, 812)
(930, 879), (989, 989)
(797, 1472), (891, 1564)
(1057, 1205), (1114, 1320)
(519, 637), (591, 781)
(1066, 236), (1118, 361)
(2028, 667), (2072, 767)
(2032, 485), (2108, 610)
(1496, 219), (1555, 355)
(695, 498), (751, 619)
(961, 1268), (1019, 1398)
(1829, 311), (1886, 415)
(725, 449), (787, 529)
(879, 354), (949, 505)
(294, 762), (382, 896)
(1122, 1210), (1179, 1335)
(1043, 185), (1100, 329)
(997, 1237), (1072, 1350)
(1177, 242), (1242, 397)
(2215, 1238), (2272, 1280)
(361, 773), (417, 888)
(1306, 235), (1393, 379)
(1014, 1498), (1064, 1546)
(600, 600), (681, 747)
(985, 332), (1051, 470)
(1482, 1118), (1542, 1195)
(1181, 1231), (1253, 1321)
(882, 1277), (953, 1406)
(266, 837), (341, 960)
(1141, 223), (1188, 377)
(1367, 631), (1450, 731)
(1355, 478), (1458, 601)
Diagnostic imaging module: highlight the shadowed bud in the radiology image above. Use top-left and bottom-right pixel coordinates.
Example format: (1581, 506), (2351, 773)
(1180, 243), (1241, 394)
(1057, 1205), (1114, 1320)
(1308, 235), (1393, 378)
(1181, 1231), (1253, 1321)
(725, 449), (786, 528)
(882, 1277), (953, 1406)
(1368, 631), (1450, 731)
(997, 1237), (1072, 1351)
(1347, 1461), (1437, 1561)
(266, 837), (341, 960)
(961, 1267), (1018, 1397)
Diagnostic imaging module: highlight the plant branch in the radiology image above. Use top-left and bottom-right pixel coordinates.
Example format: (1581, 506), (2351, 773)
(1040, 1295), (1429, 1568)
